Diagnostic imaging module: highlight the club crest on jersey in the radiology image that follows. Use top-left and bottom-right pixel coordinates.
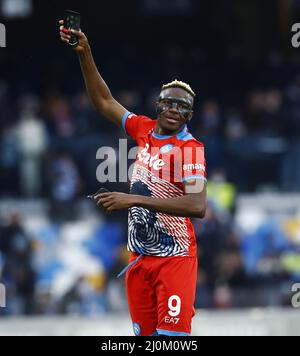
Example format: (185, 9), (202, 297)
(160, 144), (175, 154)
(137, 144), (165, 170)
(133, 322), (141, 336)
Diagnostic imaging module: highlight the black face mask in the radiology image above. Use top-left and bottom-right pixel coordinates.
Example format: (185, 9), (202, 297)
(157, 96), (193, 120)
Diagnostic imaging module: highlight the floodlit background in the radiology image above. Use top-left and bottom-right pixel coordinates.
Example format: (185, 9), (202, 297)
(0, 0), (300, 336)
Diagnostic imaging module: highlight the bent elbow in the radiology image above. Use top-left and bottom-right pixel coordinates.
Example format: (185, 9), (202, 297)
(200, 209), (206, 219)
(191, 204), (207, 219)
(197, 207), (206, 219)
(198, 200), (207, 219)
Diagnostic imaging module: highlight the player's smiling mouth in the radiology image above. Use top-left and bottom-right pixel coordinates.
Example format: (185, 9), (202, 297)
(164, 114), (181, 124)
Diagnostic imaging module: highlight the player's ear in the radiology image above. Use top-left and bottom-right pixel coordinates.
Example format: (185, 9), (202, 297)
(187, 111), (193, 123)
(155, 101), (160, 114)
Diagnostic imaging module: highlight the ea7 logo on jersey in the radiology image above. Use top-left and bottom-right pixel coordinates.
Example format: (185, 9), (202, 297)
(183, 163), (205, 172)
(164, 316), (180, 324)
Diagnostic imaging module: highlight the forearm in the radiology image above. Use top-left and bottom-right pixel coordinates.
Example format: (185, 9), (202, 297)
(78, 46), (113, 110)
(133, 195), (206, 219)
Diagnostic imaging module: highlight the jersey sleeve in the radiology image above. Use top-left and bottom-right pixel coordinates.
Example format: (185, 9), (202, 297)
(122, 111), (154, 141)
(180, 140), (207, 183)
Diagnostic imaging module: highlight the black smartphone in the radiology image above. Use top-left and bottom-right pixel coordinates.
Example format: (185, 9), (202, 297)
(87, 188), (110, 201)
(64, 10), (81, 47)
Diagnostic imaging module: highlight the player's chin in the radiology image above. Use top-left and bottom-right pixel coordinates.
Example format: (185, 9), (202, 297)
(160, 117), (184, 132)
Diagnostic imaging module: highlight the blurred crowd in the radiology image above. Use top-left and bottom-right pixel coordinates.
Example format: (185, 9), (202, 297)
(1, 46), (300, 315)
(1, 54), (300, 199)
(1, 197), (299, 315)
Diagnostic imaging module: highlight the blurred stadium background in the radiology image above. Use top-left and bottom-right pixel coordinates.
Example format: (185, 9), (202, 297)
(0, 0), (300, 336)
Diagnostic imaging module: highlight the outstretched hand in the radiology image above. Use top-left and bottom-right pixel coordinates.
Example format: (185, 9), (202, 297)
(59, 20), (89, 53)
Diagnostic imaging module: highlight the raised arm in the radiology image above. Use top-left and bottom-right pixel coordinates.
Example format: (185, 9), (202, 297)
(59, 20), (127, 127)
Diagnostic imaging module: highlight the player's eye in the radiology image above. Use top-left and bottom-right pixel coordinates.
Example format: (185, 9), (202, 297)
(178, 103), (190, 110)
(162, 99), (172, 106)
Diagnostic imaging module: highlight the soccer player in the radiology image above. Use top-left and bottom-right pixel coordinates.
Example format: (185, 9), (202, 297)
(59, 22), (207, 337)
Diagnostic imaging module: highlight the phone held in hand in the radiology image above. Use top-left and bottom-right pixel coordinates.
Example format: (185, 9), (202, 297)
(63, 10), (81, 47)
(87, 188), (110, 201)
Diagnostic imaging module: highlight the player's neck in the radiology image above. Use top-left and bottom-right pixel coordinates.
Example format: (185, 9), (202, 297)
(154, 124), (186, 137)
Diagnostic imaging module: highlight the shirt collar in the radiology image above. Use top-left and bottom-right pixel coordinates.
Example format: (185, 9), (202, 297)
(152, 125), (187, 140)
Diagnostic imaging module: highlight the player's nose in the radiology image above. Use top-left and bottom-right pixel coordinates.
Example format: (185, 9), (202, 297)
(168, 105), (180, 115)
